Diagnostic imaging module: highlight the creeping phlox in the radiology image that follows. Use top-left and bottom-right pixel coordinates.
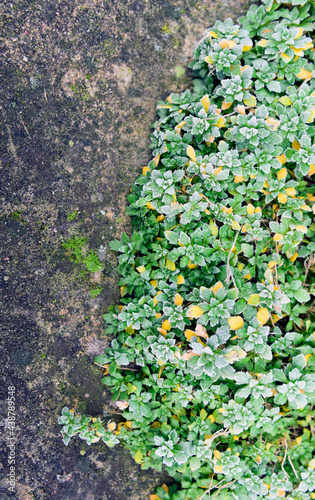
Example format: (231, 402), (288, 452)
(60, 0), (315, 498)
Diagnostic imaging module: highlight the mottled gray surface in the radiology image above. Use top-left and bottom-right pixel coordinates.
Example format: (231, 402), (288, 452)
(0, 0), (251, 498)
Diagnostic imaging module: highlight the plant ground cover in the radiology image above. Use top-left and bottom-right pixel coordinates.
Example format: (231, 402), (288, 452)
(59, 0), (315, 498)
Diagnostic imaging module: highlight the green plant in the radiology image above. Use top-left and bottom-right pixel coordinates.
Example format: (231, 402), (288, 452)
(62, 237), (103, 272)
(89, 287), (103, 298)
(59, 0), (315, 498)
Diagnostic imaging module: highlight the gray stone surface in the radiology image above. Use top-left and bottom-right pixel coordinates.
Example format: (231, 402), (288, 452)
(0, 0), (250, 498)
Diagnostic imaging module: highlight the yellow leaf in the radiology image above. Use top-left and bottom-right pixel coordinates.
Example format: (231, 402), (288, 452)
(277, 167), (287, 180)
(162, 484), (169, 493)
(248, 294), (260, 305)
(292, 139), (301, 151)
(304, 42), (313, 50)
(108, 422), (116, 431)
(295, 225), (307, 233)
(212, 281), (223, 294)
(255, 455), (262, 464)
(200, 94), (210, 113)
(187, 145), (196, 162)
(289, 252), (298, 262)
(226, 206), (233, 214)
(154, 291), (162, 305)
(214, 464), (223, 474)
(155, 312), (162, 319)
(244, 273), (251, 280)
(142, 166), (151, 176)
(279, 96), (292, 106)
(247, 203), (255, 215)
(276, 489), (285, 498)
(136, 265), (146, 274)
(213, 167), (223, 175)
(266, 117), (280, 130)
(297, 68), (313, 79)
(228, 316), (244, 330)
(232, 220), (241, 230)
(273, 233), (284, 242)
(165, 258), (176, 271)
(162, 319), (171, 331)
(293, 27), (304, 39)
(301, 204), (311, 211)
(257, 39), (267, 47)
(150, 280), (157, 288)
(257, 307), (269, 325)
(278, 193), (288, 204)
(156, 214), (165, 222)
(305, 354), (312, 364)
(146, 202), (155, 210)
(177, 274), (185, 284)
(272, 314), (280, 323)
(234, 174), (244, 183)
(185, 329), (197, 341)
(188, 260), (197, 269)
(174, 293), (183, 306)
(281, 52), (291, 63)
(285, 187), (296, 196)
(125, 325), (134, 335)
(120, 286), (127, 297)
(268, 261), (277, 269)
(208, 30), (218, 38)
(243, 96), (256, 108)
(255, 207), (262, 213)
(242, 43), (252, 52)
(308, 163), (315, 176)
(186, 305), (204, 319)
(276, 154), (287, 165)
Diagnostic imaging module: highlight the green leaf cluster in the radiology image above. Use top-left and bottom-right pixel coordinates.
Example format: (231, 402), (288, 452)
(60, 0), (315, 498)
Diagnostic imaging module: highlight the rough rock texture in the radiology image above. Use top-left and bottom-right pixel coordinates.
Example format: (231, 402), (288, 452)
(0, 0), (251, 498)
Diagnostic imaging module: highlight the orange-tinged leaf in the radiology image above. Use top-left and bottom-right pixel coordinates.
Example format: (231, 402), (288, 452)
(157, 327), (167, 337)
(162, 484), (169, 493)
(257, 307), (269, 325)
(195, 324), (208, 339)
(297, 68), (312, 79)
(278, 193), (288, 204)
(108, 422), (116, 431)
(276, 489), (285, 498)
(234, 174), (243, 183)
(174, 293), (183, 306)
(228, 316), (244, 330)
(162, 319), (171, 331)
(277, 167), (287, 180)
(200, 94), (210, 113)
(248, 294), (260, 305)
(177, 274), (185, 284)
(182, 350), (199, 360)
(222, 99), (233, 110)
(187, 305), (204, 319)
(237, 104), (246, 114)
(219, 39), (236, 49)
(155, 312), (162, 319)
(187, 145), (196, 162)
